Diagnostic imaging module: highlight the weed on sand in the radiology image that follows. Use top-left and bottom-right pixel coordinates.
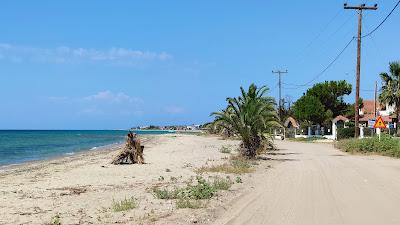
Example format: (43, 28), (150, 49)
(219, 146), (232, 154)
(153, 176), (233, 209)
(196, 157), (254, 174)
(112, 197), (137, 212)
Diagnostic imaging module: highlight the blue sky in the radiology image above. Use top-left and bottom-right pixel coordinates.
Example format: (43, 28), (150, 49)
(0, 0), (399, 129)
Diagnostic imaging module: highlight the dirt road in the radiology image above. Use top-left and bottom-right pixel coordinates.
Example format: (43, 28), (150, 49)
(213, 140), (400, 225)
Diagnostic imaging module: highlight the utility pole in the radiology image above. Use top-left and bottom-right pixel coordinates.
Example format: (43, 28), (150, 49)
(344, 3), (378, 138)
(374, 81), (378, 117)
(272, 70), (288, 120)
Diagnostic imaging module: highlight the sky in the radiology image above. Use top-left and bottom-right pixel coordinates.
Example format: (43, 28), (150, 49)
(0, 0), (399, 129)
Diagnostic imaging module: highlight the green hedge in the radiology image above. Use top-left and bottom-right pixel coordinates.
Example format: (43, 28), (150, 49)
(363, 128), (374, 137)
(335, 135), (400, 158)
(337, 127), (355, 140)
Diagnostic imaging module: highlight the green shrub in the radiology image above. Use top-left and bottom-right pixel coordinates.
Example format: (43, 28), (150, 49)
(185, 176), (216, 199)
(112, 197), (137, 212)
(176, 198), (204, 209)
(196, 158), (254, 174)
(45, 214), (61, 225)
(336, 135), (400, 157)
(363, 128), (374, 137)
(219, 146), (232, 154)
(344, 121), (355, 127)
(231, 159), (251, 169)
(212, 177), (233, 190)
(153, 188), (180, 199)
(154, 176), (223, 200)
(337, 127), (355, 140)
(154, 176), (236, 209)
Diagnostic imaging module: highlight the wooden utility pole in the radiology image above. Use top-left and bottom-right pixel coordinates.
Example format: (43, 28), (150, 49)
(344, 3), (378, 138)
(374, 81), (378, 117)
(272, 70), (288, 120)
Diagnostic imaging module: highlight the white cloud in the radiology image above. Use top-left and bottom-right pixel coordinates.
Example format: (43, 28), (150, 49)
(0, 43), (172, 65)
(47, 91), (144, 116)
(83, 90), (143, 104)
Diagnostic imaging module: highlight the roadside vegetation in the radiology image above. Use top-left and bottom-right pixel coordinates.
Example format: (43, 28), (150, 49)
(335, 135), (400, 158)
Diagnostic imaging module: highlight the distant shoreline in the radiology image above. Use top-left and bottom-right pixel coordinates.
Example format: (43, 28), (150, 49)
(0, 130), (166, 168)
(0, 135), (155, 174)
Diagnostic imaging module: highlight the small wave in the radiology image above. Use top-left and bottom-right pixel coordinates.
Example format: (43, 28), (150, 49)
(90, 147), (98, 150)
(65, 152), (75, 156)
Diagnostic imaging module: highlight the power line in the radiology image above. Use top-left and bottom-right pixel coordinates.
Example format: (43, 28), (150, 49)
(362, 0), (400, 38)
(285, 0), (398, 91)
(291, 9), (342, 63)
(284, 37), (355, 89)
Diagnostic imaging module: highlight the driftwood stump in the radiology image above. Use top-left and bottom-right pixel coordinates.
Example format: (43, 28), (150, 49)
(111, 132), (145, 164)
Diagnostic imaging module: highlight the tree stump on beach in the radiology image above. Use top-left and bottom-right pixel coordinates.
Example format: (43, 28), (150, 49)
(111, 132), (145, 164)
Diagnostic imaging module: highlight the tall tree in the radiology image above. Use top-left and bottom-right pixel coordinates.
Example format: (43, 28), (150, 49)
(293, 95), (325, 125)
(306, 80), (352, 117)
(379, 62), (400, 134)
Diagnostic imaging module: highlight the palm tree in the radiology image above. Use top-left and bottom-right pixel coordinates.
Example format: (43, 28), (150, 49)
(211, 84), (281, 158)
(379, 62), (400, 134)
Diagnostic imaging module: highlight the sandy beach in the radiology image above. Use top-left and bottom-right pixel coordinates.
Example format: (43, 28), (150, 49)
(0, 134), (270, 225)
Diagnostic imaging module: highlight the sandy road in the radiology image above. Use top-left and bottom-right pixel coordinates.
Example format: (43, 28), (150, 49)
(213, 140), (400, 225)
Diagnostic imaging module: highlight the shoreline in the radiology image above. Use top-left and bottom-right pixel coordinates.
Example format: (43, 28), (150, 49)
(0, 133), (258, 225)
(0, 130), (176, 168)
(0, 135), (155, 175)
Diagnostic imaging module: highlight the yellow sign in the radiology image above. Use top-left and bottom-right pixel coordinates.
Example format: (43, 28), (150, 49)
(373, 116), (386, 129)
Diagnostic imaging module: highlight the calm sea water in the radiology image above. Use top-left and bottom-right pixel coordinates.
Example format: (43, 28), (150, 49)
(0, 130), (174, 166)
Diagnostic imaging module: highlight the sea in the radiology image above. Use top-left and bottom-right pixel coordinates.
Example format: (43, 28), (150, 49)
(0, 130), (174, 166)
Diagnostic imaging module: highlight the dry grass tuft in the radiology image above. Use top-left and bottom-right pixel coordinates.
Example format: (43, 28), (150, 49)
(112, 197), (137, 212)
(195, 158), (254, 174)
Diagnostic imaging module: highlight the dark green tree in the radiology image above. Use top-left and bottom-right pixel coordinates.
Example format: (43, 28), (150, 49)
(293, 95), (325, 125)
(345, 97), (364, 120)
(306, 80), (352, 117)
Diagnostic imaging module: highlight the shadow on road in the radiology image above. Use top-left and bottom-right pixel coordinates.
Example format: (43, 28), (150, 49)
(257, 156), (299, 162)
(267, 152), (300, 156)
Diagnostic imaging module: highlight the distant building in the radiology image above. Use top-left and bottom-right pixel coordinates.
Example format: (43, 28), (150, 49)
(185, 124), (200, 130)
(359, 99), (394, 126)
(284, 117), (300, 129)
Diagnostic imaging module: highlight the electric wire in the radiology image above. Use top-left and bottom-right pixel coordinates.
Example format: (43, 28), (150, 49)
(362, 0), (400, 38)
(284, 37), (355, 89)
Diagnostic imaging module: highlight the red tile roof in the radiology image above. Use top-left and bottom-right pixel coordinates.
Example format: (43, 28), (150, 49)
(361, 100), (380, 115)
(284, 117), (300, 128)
(333, 115), (349, 123)
(359, 114), (391, 122)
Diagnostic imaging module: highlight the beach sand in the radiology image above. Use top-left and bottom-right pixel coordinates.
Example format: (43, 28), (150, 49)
(0, 134), (271, 225)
